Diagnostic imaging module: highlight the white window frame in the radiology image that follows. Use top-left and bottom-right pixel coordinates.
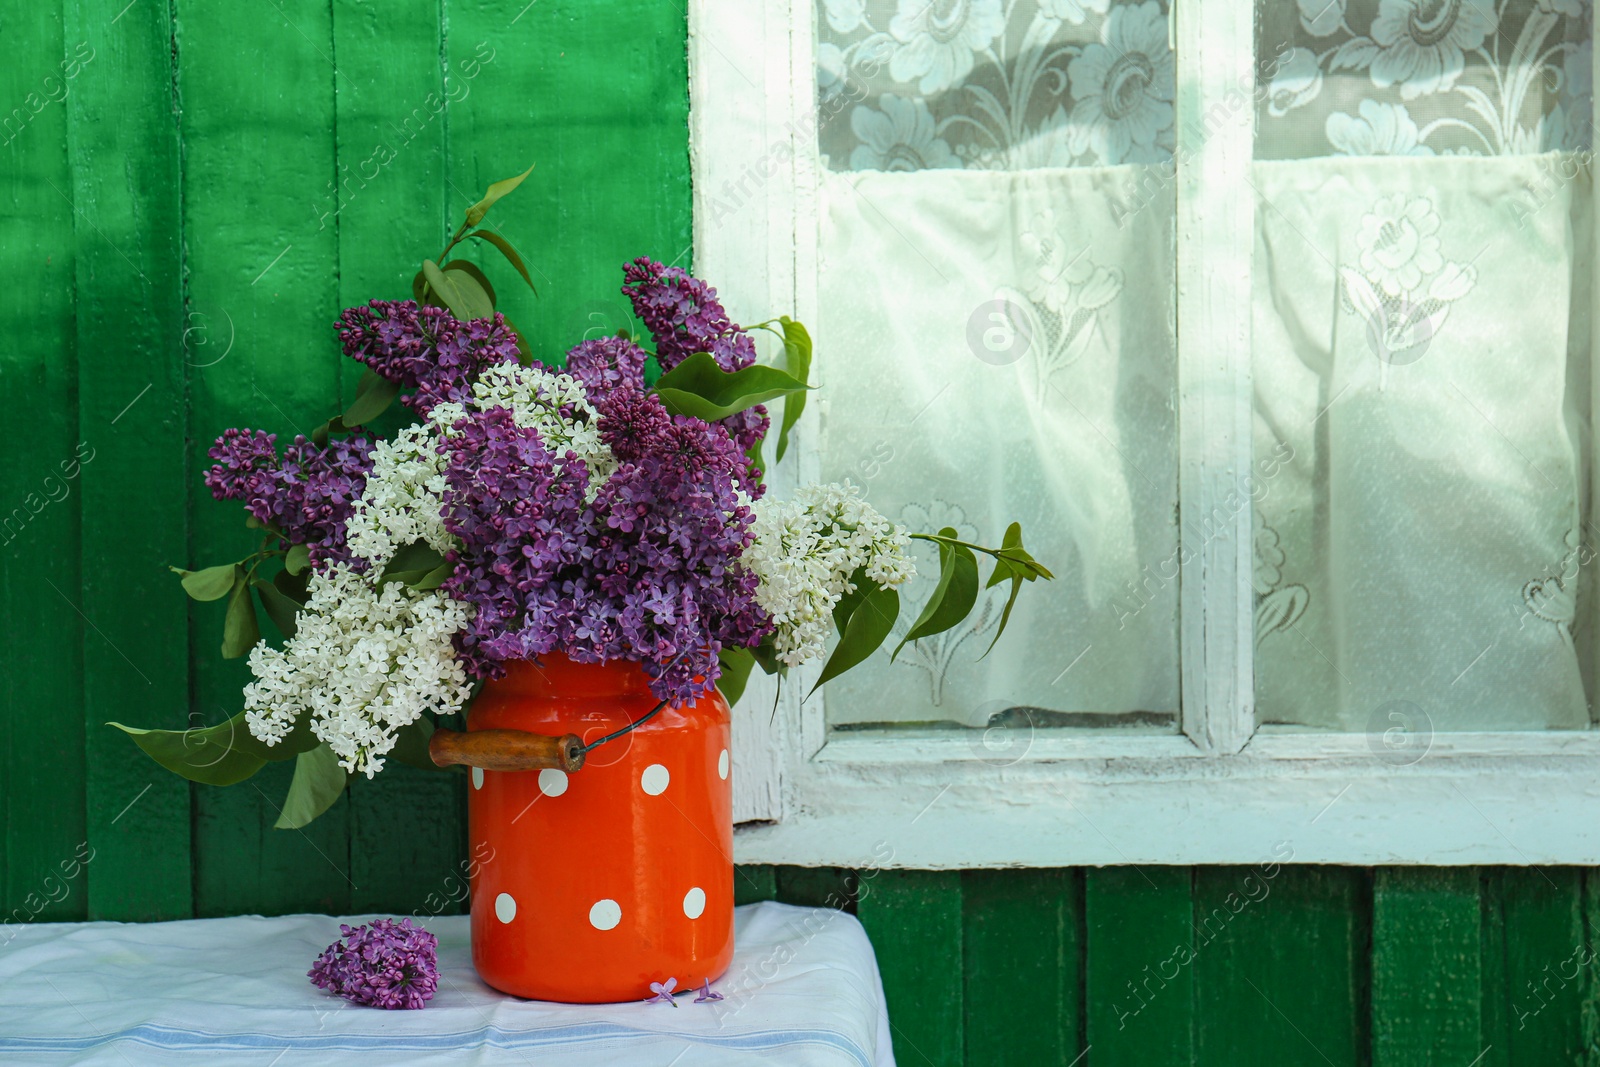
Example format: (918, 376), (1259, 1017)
(693, 0), (1600, 867)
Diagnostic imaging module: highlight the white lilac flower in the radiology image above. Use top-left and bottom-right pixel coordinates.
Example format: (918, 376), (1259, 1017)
(1066, 1), (1175, 164)
(1357, 194), (1443, 297)
(248, 363), (614, 772)
(850, 94), (962, 171)
(1369, 0), (1497, 101)
(887, 0), (1005, 95)
(743, 482), (916, 667)
(244, 566), (474, 777)
(1325, 100), (1435, 156)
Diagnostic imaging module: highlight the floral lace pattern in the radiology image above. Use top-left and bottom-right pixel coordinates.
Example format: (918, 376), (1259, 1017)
(818, 0), (1175, 171)
(1258, 0), (1593, 158)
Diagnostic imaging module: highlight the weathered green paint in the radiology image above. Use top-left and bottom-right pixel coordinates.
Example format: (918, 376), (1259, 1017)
(66, 0), (191, 924)
(963, 868), (1084, 1066)
(2, 0), (85, 928)
(1373, 867), (1484, 1066)
(1086, 866), (1195, 1066)
(1193, 866), (1368, 1067)
(857, 869), (965, 1067)
(1483, 867), (1588, 1066)
(8, 7), (1600, 1066)
(179, 0), (353, 919)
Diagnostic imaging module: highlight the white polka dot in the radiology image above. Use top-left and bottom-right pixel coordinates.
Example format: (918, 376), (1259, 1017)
(640, 764), (670, 796)
(539, 769), (568, 797)
(471, 766), (484, 790)
(494, 892), (516, 924)
(589, 898), (621, 930)
(683, 886), (706, 919)
(718, 749), (730, 780)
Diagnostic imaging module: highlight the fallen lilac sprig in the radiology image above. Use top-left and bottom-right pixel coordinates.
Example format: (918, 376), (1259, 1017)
(308, 918), (439, 1010)
(645, 977), (679, 1006)
(694, 979), (724, 1003)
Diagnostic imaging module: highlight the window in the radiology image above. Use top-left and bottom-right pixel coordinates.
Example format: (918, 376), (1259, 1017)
(693, 0), (1600, 867)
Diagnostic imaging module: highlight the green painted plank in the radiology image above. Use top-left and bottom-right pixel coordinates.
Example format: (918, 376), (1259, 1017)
(776, 866), (856, 911)
(856, 870), (964, 1067)
(962, 868), (1083, 1066)
(1582, 870), (1600, 1066)
(1084, 866), (1194, 1067)
(0, 4), (87, 927)
(1481, 867), (1586, 1067)
(178, 0), (352, 916)
(65, 0), (191, 923)
(330, 0), (467, 918)
(734, 865), (777, 906)
(443, 0), (692, 364)
(1372, 867), (1483, 1067)
(1193, 865), (1366, 1067)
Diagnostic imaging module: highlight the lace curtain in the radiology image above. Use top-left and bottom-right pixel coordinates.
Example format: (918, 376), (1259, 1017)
(1252, 0), (1596, 731)
(813, 0), (1597, 732)
(816, 0), (1182, 729)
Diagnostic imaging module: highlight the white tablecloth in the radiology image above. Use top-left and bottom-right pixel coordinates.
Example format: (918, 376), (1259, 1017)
(0, 901), (894, 1066)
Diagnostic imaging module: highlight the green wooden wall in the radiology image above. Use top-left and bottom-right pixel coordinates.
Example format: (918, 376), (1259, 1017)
(739, 865), (1600, 1067)
(4, 5), (1596, 1066)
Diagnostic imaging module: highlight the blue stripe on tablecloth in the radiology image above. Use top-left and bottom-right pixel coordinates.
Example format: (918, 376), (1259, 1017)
(0, 1022), (872, 1066)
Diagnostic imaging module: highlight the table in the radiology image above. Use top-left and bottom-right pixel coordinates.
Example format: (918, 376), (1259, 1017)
(0, 901), (894, 1065)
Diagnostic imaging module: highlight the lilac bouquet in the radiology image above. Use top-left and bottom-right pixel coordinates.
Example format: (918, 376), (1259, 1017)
(115, 169), (1051, 825)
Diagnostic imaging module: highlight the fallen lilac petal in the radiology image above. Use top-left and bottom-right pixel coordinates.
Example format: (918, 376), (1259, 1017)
(646, 977), (679, 1006)
(694, 979), (724, 1003)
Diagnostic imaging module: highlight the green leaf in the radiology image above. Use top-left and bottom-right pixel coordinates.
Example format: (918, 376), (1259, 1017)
(221, 575), (261, 659)
(173, 563), (238, 602)
(110, 714), (265, 786)
(389, 717), (438, 771)
(380, 541), (449, 587)
(409, 562), (453, 592)
(652, 352), (810, 422)
(745, 433), (765, 484)
(893, 528), (979, 661)
(273, 744), (348, 830)
(465, 229), (537, 294)
(342, 368), (401, 426)
(501, 313), (534, 365)
(750, 638), (785, 677)
(420, 259), (493, 321)
(443, 259), (497, 309)
(980, 523), (1052, 658)
(109, 708), (316, 787)
(273, 565), (310, 605)
(810, 582), (899, 696)
(830, 566), (874, 633)
(252, 578), (300, 639)
(284, 543), (311, 576)
(717, 647), (757, 707)
(774, 317), (812, 463)
(464, 164), (535, 227)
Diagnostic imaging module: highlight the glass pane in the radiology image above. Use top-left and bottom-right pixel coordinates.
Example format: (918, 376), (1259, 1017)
(1251, 0), (1596, 730)
(814, 0), (1181, 735)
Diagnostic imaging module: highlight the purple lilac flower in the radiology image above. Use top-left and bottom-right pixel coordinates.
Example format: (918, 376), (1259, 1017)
(337, 299), (520, 416)
(563, 334), (650, 403)
(620, 258), (771, 459)
(308, 918), (439, 1010)
(438, 385), (770, 702)
(694, 979), (724, 1003)
(645, 977), (679, 1006)
(437, 406), (596, 677)
(205, 428), (376, 567)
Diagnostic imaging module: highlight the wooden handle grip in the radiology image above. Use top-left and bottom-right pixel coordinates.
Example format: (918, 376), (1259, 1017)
(429, 729), (586, 773)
